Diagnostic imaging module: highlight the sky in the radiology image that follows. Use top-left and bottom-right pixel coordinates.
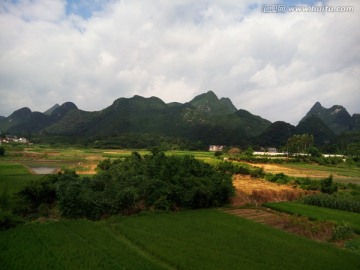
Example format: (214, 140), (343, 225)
(0, 0), (359, 125)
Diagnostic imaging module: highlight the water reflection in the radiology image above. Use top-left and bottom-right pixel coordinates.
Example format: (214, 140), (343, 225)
(31, 167), (57, 174)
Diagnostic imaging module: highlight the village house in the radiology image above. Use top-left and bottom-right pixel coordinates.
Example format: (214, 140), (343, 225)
(209, 145), (224, 152)
(0, 135), (29, 144)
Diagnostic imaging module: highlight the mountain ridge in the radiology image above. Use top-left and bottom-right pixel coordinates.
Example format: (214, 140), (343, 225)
(0, 94), (358, 149)
(300, 101), (353, 134)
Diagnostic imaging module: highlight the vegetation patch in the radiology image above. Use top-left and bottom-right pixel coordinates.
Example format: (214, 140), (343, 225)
(0, 220), (164, 270)
(105, 209), (360, 270)
(9, 152), (234, 220)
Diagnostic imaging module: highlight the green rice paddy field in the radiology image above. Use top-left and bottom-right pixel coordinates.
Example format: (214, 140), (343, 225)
(1, 148), (360, 269)
(0, 163), (41, 196)
(1, 210), (359, 270)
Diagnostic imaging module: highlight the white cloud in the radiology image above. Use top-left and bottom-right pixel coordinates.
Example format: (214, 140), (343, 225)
(0, 0), (359, 125)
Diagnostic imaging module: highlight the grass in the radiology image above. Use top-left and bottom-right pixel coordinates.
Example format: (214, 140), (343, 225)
(105, 209), (360, 270)
(0, 162), (30, 175)
(0, 163), (42, 199)
(264, 202), (360, 233)
(1, 210), (359, 269)
(0, 220), (164, 270)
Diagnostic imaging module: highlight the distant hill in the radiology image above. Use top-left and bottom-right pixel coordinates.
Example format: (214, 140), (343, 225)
(0, 92), (271, 146)
(0, 103), (78, 134)
(44, 104), (60, 115)
(256, 121), (296, 147)
(46, 93), (270, 146)
(300, 102), (352, 134)
(350, 114), (360, 131)
(296, 115), (336, 145)
(0, 93), (358, 149)
(0, 107), (32, 132)
(188, 91), (237, 115)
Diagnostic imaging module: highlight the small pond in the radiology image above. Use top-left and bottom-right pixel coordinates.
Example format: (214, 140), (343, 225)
(30, 167), (58, 174)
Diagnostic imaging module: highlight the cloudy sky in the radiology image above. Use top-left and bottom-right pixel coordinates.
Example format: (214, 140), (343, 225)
(0, 0), (359, 125)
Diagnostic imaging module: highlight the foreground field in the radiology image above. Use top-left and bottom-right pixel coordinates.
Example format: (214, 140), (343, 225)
(0, 220), (162, 270)
(1, 209), (359, 270)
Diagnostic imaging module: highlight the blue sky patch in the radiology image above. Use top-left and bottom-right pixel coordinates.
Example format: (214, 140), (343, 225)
(65, 0), (112, 19)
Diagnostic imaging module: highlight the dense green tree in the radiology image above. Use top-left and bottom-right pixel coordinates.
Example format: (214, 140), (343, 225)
(97, 158), (111, 171)
(307, 146), (322, 157)
(11, 152), (235, 220)
(286, 134), (314, 154)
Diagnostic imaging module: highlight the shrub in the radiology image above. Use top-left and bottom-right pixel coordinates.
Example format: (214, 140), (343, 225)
(216, 161), (251, 175)
(265, 173), (291, 184)
(331, 222), (354, 241)
(249, 167), (265, 178)
(345, 238), (360, 254)
(320, 175), (338, 194)
(295, 177), (321, 190)
(12, 176), (57, 215)
(0, 210), (24, 230)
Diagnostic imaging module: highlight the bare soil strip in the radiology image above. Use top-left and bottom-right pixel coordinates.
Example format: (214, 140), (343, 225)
(222, 207), (335, 242)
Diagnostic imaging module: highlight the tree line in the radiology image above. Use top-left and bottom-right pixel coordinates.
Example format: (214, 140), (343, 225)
(10, 151), (235, 220)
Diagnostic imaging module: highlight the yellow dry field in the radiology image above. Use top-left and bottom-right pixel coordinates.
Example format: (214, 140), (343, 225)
(246, 163), (360, 184)
(250, 163), (329, 178)
(231, 175), (312, 206)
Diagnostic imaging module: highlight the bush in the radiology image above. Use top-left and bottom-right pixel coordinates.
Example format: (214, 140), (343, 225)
(345, 238), (360, 254)
(295, 177), (321, 190)
(320, 175), (338, 194)
(11, 176), (57, 216)
(250, 167), (265, 178)
(331, 222), (354, 241)
(216, 162), (250, 175)
(265, 173), (291, 184)
(0, 210), (24, 230)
